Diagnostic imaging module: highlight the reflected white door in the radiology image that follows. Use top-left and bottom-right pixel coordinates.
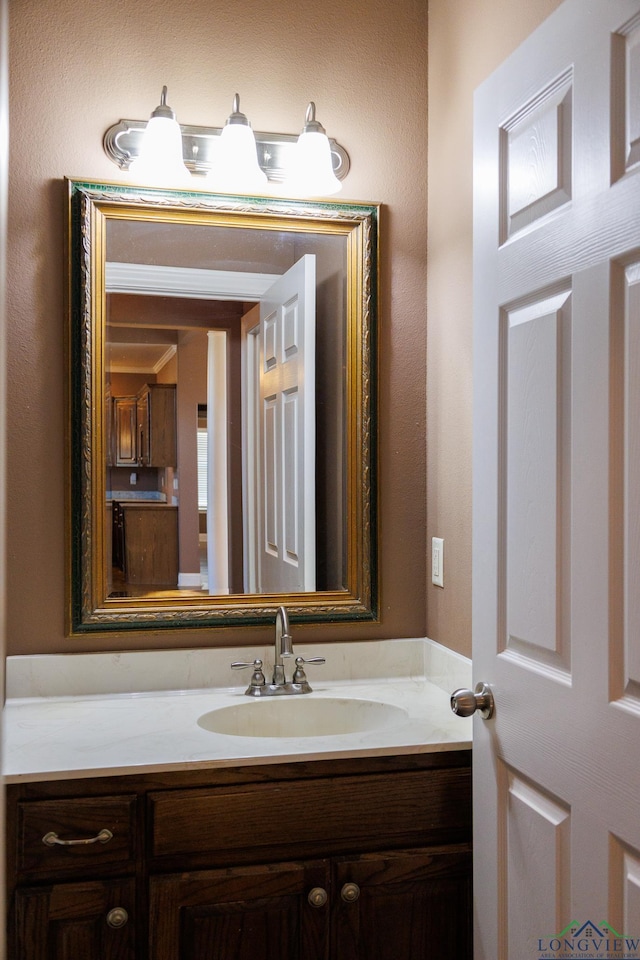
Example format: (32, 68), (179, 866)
(473, 2), (640, 956)
(241, 304), (261, 594)
(206, 330), (229, 594)
(257, 255), (316, 593)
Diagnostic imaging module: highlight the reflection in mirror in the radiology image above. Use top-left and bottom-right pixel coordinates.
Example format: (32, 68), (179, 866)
(67, 180), (378, 633)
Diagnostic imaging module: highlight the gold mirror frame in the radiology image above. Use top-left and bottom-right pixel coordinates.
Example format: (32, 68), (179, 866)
(66, 179), (379, 634)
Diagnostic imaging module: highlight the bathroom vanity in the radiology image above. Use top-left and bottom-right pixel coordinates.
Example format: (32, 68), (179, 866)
(7, 753), (471, 959)
(4, 640), (473, 959)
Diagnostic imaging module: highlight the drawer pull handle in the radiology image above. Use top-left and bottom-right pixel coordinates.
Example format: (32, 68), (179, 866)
(341, 882), (360, 903)
(106, 907), (129, 929)
(42, 828), (114, 847)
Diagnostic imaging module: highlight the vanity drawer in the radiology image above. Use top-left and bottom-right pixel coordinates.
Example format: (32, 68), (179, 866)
(17, 795), (137, 880)
(149, 767), (471, 866)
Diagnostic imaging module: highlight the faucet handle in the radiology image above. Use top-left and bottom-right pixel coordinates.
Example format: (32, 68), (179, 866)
(292, 655), (326, 684)
(231, 659), (266, 692)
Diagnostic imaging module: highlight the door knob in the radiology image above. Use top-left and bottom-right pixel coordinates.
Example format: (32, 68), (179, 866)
(450, 682), (494, 719)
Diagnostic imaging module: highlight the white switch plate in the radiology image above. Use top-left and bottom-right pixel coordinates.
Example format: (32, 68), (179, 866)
(432, 537), (444, 587)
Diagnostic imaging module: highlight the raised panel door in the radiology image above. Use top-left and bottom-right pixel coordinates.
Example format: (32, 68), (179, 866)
(149, 860), (329, 960)
(113, 398), (137, 467)
(473, 1), (640, 955)
(332, 846), (472, 960)
(13, 878), (136, 960)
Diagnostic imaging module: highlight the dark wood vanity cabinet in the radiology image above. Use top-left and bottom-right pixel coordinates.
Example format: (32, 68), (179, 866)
(7, 753), (472, 960)
(9, 794), (138, 959)
(14, 879), (137, 960)
(150, 860), (331, 960)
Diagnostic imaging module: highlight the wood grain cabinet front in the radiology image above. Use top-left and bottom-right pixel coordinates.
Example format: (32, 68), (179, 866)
(15, 879), (136, 960)
(112, 397), (138, 467)
(136, 384), (176, 468)
(148, 847), (472, 960)
(111, 384), (176, 469)
(121, 504), (178, 586)
(10, 794), (138, 959)
(331, 846), (473, 959)
(7, 754), (472, 960)
(150, 860), (331, 960)
(17, 795), (137, 881)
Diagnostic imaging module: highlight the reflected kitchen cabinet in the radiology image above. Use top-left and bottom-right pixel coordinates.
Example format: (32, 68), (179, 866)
(122, 503), (178, 586)
(111, 385), (176, 469)
(113, 397), (138, 467)
(136, 384), (176, 468)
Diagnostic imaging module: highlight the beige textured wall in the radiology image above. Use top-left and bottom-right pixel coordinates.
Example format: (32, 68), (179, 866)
(426, 0), (564, 657)
(7, 0), (428, 654)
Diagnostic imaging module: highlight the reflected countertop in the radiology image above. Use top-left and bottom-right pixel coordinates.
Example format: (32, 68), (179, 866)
(3, 638), (472, 784)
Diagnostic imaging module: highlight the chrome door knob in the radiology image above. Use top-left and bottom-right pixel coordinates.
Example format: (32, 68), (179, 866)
(450, 682), (495, 719)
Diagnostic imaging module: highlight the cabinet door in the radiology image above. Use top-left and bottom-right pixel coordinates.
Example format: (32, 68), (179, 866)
(122, 505), (178, 585)
(13, 878), (136, 960)
(332, 846), (472, 960)
(113, 398), (138, 466)
(136, 393), (149, 467)
(149, 860), (330, 960)
(106, 386), (113, 466)
(143, 385), (176, 468)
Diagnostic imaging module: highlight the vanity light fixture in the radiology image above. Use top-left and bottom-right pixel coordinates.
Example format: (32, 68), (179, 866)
(287, 102), (342, 197)
(127, 87), (191, 188)
(205, 94), (268, 194)
(103, 88), (350, 196)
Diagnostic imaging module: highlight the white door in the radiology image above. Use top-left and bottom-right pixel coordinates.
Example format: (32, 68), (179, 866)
(257, 255), (316, 593)
(472, 2), (640, 957)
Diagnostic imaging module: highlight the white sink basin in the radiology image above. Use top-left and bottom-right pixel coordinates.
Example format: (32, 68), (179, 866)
(198, 696), (409, 738)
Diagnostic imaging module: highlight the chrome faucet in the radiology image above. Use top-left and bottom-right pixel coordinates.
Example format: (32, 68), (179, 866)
(231, 606), (325, 696)
(272, 605), (293, 685)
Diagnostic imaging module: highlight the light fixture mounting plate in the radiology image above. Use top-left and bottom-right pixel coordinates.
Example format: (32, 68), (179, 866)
(103, 119), (350, 184)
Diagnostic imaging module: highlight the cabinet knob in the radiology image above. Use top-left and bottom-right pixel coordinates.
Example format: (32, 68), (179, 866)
(341, 882), (360, 903)
(106, 907), (129, 929)
(308, 887), (328, 908)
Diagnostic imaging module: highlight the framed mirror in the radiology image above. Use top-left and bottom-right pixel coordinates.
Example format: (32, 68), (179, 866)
(66, 179), (379, 633)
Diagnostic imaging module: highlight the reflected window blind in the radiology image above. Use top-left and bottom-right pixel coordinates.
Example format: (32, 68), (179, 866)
(197, 427), (207, 510)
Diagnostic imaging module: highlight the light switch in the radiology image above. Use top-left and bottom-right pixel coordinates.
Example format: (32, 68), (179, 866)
(432, 537), (444, 587)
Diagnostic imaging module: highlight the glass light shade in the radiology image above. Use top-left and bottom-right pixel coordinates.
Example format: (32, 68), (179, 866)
(287, 130), (342, 196)
(128, 88), (191, 188)
(207, 117), (268, 194)
(286, 103), (342, 197)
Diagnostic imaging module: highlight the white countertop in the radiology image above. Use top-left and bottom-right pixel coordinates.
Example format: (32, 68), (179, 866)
(3, 638), (472, 783)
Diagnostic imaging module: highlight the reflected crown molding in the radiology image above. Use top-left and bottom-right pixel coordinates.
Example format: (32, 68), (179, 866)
(105, 262), (280, 300)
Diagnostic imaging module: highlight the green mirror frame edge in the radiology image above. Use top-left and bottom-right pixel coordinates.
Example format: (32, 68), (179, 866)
(66, 178), (380, 634)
